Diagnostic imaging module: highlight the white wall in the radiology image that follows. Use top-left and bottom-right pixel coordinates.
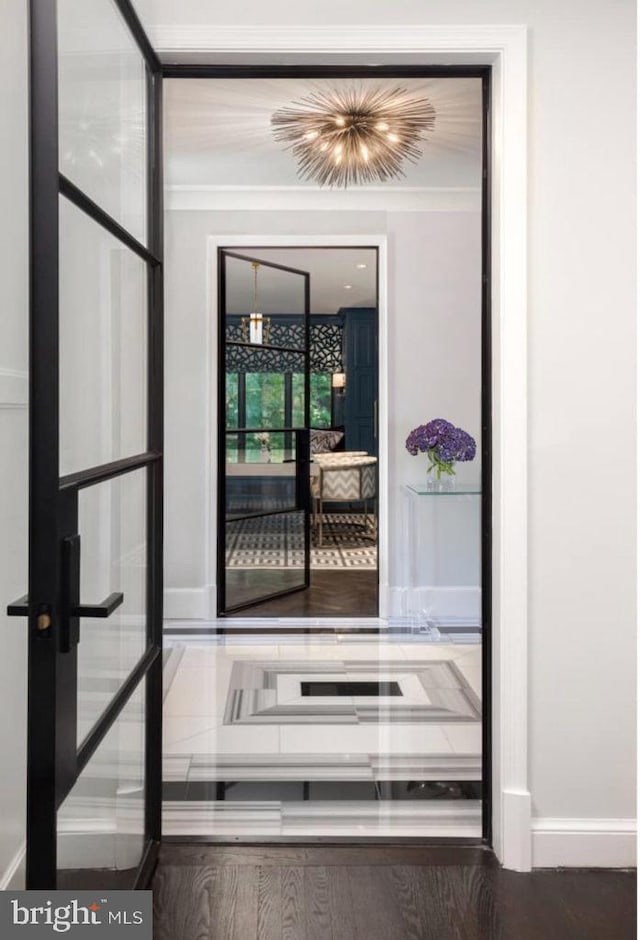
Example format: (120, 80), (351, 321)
(0, 0), (29, 889)
(164, 207), (482, 615)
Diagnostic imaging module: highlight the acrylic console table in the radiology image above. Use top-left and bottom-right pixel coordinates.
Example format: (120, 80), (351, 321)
(402, 483), (482, 629)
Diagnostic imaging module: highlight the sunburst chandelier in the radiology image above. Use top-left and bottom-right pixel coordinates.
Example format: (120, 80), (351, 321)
(271, 86), (436, 187)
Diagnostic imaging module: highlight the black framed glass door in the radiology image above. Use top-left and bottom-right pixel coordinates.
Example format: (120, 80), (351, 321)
(8, 0), (163, 889)
(219, 250), (311, 613)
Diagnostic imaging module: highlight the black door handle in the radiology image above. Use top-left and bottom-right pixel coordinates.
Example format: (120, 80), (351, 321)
(7, 595), (28, 617)
(7, 534), (124, 654)
(73, 593), (124, 618)
(6, 592), (124, 619)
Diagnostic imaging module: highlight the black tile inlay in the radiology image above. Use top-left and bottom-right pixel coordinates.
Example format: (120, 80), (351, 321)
(161, 780), (481, 803)
(301, 680), (402, 697)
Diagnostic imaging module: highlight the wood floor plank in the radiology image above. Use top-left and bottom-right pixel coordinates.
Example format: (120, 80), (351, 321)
(446, 866), (504, 940)
(257, 866), (282, 939)
(477, 868), (636, 940)
(152, 865), (213, 940)
(388, 865), (427, 940)
(327, 866), (358, 940)
(226, 569), (378, 618)
(347, 866), (407, 940)
(282, 866), (305, 940)
(407, 866), (476, 940)
(210, 865), (259, 940)
(151, 847), (637, 940)
(304, 867), (332, 940)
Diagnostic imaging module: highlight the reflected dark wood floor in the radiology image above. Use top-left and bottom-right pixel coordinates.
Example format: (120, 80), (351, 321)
(226, 569), (378, 618)
(152, 845), (636, 940)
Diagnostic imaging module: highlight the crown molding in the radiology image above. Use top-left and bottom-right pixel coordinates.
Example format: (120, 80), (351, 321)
(152, 23), (525, 61)
(165, 185), (481, 213)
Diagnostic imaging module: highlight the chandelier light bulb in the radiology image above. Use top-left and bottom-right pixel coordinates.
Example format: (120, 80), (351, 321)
(272, 85), (436, 187)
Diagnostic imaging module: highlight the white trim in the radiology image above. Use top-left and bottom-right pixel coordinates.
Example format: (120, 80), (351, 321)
(166, 186), (481, 214)
(206, 234), (390, 621)
(531, 819), (637, 869)
(164, 588), (210, 621)
(160, 23), (530, 871)
(0, 368), (28, 408)
(387, 587), (481, 621)
(152, 23), (527, 61)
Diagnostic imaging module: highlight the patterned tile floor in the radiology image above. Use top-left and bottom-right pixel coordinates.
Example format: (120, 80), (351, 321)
(226, 513), (378, 570)
(162, 630), (483, 838)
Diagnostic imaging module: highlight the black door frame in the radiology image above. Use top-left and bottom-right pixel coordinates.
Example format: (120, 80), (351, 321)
(164, 63), (493, 847)
(15, 0), (164, 889)
(218, 249), (312, 614)
(214, 241), (382, 624)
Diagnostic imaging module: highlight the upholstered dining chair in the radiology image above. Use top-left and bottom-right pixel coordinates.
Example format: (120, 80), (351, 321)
(310, 454), (377, 546)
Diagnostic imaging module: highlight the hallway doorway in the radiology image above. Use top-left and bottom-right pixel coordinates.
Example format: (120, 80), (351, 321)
(218, 245), (380, 619)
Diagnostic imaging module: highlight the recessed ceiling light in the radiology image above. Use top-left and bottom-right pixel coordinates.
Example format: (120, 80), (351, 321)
(356, 263), (367, 269)
(344, 284), (353, 289)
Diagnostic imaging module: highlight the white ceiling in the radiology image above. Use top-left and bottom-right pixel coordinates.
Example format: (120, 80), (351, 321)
(224, 248), (378, 314)
(164, 77), (482, 189)
(132, 0), (453, 29)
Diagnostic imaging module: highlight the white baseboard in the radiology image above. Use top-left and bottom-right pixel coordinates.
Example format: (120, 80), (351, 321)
(500, 788), (532, 872)
(387, 586), (481, 621)
(163, 585), (479, 623)
(531, 818), (636, 869)
(163, 588), (209, 621)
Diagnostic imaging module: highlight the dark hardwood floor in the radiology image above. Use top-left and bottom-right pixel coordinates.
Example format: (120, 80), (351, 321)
(226, 569), (378, 618)
(152, 845), (636, 939)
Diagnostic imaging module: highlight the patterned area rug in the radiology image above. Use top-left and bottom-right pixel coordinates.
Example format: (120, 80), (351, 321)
(226, 513), (377, 570)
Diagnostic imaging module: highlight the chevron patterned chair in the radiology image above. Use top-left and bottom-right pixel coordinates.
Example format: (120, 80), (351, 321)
(311, 454), (378, 546)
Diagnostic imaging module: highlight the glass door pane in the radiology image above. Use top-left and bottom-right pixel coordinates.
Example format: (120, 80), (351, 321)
(58, 0), (148, 243)
(221, 251), (310, 613)
(59, 198), (148, 476)
(57, 682), (146, 890)
(76, 469), (148, 747)
(19, 0), (162, 890)
(225, 431), (306, 610)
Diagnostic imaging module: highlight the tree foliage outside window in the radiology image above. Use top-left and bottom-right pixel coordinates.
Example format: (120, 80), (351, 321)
(225, 372), (333, 462)
(292, 373), (332, 427)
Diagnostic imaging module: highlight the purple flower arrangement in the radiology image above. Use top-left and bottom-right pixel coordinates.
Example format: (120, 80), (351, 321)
(406, 418), (476, 479)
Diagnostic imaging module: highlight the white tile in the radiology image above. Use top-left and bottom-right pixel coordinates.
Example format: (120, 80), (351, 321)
(163, 716), (221, 747)
(179, 725), (281, 756)
(441, 723), (482, 755)
(280, 722), (452, 755)
(397, 644), (461, 661)
(163, 667), (230, 718)
(455, 661), (482, 697)
(277, 643), (407, 661)
(175, 647), (224, 670)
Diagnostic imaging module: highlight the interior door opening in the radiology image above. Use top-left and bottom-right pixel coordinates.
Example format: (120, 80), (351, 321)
(218, 245), (380, 620)
(160, 68), (488, 843)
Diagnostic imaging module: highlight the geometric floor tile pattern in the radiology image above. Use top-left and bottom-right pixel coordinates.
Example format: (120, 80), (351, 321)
(226, 513), (378, 570)
(162, 628), (483, 839)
